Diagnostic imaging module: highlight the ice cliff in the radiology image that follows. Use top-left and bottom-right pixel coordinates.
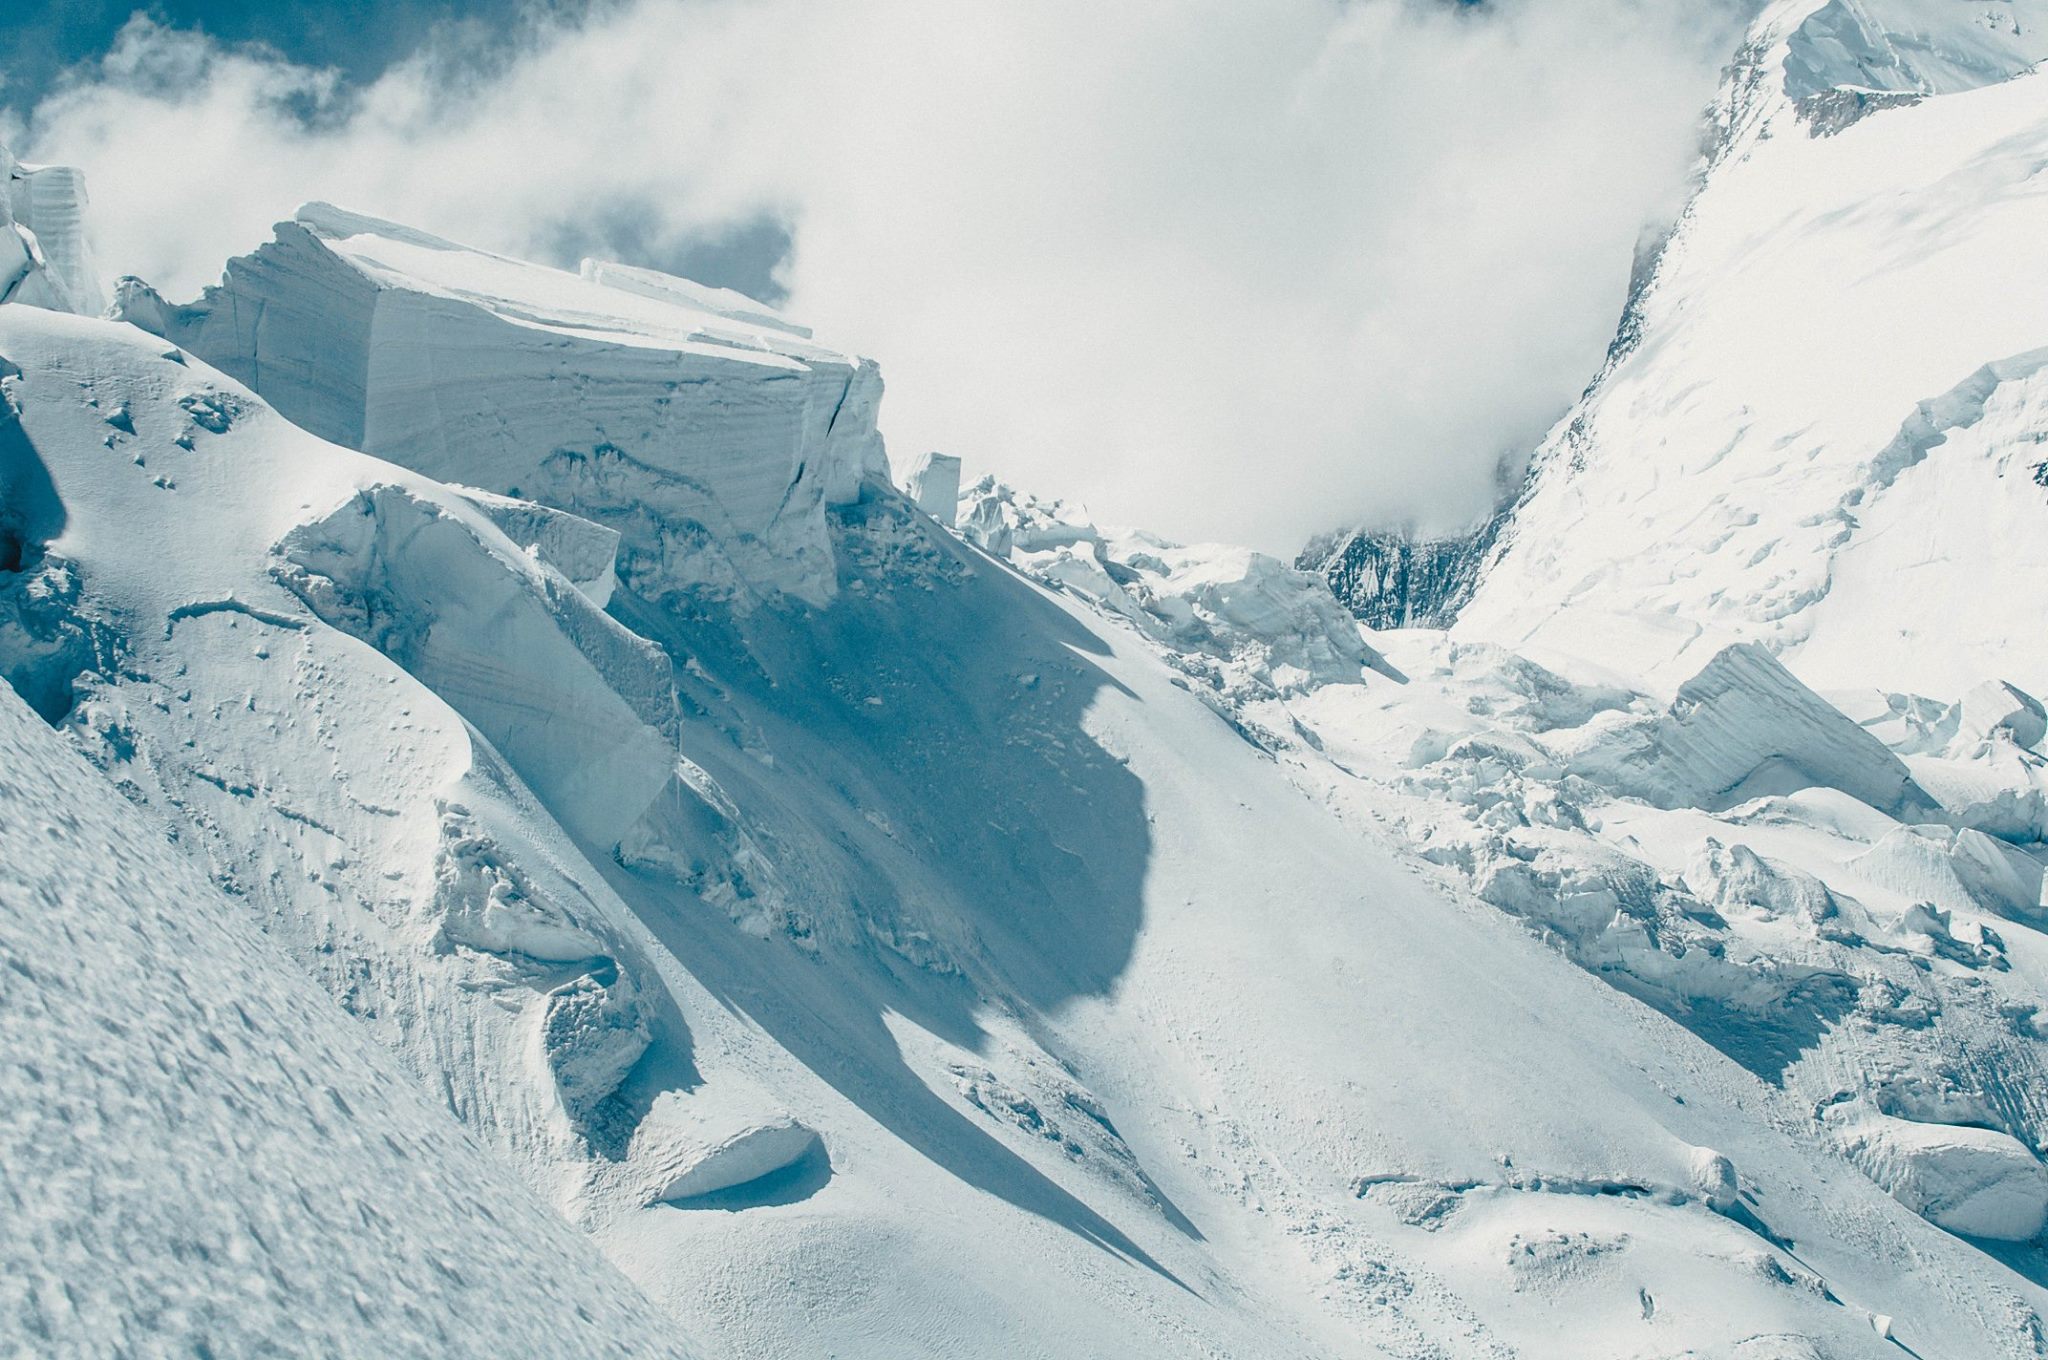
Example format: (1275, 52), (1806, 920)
(116, 204), (888, 607)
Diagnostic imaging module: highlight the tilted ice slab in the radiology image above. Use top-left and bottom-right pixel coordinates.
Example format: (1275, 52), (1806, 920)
(117, 203), (888, 606)
(1567, 643), (1933, 816)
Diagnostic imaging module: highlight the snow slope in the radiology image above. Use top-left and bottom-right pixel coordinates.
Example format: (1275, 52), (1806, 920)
(13, 23), (2048, 1348)
(9, 290), (2043, 1356)
(0, 667), (697, 1358)
(1459, 0), (2048, 698)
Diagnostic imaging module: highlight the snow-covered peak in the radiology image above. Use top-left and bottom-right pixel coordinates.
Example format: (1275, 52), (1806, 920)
(1458, 0), (2048, 700)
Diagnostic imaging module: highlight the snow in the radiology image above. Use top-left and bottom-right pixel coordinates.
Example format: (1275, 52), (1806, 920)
(0, 682), (698, 1359)
(11, 300), (2040, 1357)
(11, 12), (2048, 1348)
(1834, 1111), (2048, 1241)
(0, 149), (103, 316)
(958, 474), (1381, 700)
(1459, 4), (2048, 698)
(1782, 0), (2048, 103)
(904, 450), (962, 527)
(1567, 643), (1932, 816)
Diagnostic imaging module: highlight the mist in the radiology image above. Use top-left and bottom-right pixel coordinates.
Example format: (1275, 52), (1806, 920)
(17, 0), (1749, 550)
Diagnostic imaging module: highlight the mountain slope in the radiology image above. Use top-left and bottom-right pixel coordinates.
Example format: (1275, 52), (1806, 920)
(10, 6), (2048, 1347)
(0, 642), (697, 1358)
(1458, 0), (2048, 697)
(6, 262), (2039, 1356)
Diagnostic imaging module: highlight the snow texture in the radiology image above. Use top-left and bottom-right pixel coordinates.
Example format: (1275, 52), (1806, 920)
(0, 682), (698, 1359)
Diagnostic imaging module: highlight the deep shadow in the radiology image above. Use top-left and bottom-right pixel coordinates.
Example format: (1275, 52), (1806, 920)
(0, 391), (97, 724)
(1611, 971), (1859, 1087)
(598, 497), (1199, 1286)
(1962, 1232), (2048, 1291)
(0, 390), (66, 571)
(662, 1136), (832, 1212)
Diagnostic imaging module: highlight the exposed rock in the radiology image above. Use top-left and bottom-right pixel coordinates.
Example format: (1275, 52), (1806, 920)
(1298, 515), (1500, 630)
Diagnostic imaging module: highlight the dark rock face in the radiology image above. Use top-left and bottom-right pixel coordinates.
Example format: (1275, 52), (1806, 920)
(1297, 514), (1501, 630)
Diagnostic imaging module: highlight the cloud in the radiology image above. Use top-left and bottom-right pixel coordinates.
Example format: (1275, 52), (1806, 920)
(19, 0), (1749, 550)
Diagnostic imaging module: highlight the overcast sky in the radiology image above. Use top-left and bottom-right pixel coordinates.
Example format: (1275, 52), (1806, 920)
(3, 0), (1752, 551)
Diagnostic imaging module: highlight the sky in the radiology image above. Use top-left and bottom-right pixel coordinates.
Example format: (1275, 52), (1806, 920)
(2, 0), (1753, 552)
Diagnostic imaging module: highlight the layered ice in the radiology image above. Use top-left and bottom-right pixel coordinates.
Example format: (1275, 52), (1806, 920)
(116, 204), (890, 606)
(0, 144), (103, 316)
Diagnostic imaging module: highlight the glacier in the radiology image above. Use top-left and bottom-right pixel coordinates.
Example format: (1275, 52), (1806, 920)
(7, 0), (2048, 1354)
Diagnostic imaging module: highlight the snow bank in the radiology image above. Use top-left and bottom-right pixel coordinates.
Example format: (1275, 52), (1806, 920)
(117, 204), (889, 606)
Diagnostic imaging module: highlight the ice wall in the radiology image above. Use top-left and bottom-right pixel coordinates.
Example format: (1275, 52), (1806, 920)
(0, 143), (105, 316)
(124, 205), (889, 606)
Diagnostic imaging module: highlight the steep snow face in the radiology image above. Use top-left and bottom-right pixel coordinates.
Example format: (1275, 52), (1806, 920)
(118, 203), (888, 607)
(0, 146), (103, 316)
(0, 686), (697, 1358)
(1460, 0), (2048, 697)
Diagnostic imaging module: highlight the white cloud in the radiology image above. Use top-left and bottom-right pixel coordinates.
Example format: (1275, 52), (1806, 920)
(21, 0), (1749, 550)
